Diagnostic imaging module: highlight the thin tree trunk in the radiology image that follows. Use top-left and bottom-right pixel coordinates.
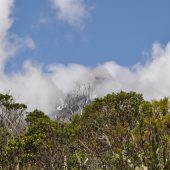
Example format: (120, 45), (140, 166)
(63, 155), (67, 170)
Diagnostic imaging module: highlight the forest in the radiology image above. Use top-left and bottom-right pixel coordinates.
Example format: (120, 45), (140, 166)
(1, 91), (170, 169)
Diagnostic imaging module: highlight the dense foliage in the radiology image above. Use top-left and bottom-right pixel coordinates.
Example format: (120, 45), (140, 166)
(1, 91), (170, 169)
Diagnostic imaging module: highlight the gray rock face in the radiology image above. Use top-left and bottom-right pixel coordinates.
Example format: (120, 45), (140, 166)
(53, 93), (91, 121)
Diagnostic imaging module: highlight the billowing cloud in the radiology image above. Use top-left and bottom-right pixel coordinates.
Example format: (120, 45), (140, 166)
(47, 43), (170, 102)
(0, 0), (14, 68)
(1, 42), (170, 114)
(51, 0), (89, 25)
(0, 0), (35, 71)
(1, 0), (170, 115)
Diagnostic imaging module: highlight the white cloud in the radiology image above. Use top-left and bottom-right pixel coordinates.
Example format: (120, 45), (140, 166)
(1, 0), (170, 115)
(39, 17), (51, 25)
(2, 42), (170, 114)
(51, 0), (89, 26)
(8, 34), (35, 51)
(21, 37), (35, 49)
(0, 0), (14, 68)
(0, 61), (62, 114)
(0, 0), (35, 71)
(0, 0), (13, 37)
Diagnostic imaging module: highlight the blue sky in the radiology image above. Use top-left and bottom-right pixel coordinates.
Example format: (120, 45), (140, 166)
(1, 0), (170, 113)
(8, 0), (170, 71)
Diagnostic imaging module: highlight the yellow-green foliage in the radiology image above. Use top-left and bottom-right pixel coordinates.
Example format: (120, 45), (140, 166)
(1, 92), (170, 169)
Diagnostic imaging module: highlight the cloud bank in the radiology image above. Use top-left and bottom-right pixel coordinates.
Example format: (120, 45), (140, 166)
(1, 43), (170, 114)
(1, 0), (170, 115)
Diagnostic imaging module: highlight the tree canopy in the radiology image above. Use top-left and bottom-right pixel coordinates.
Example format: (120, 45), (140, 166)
(0, 91), (170, 169)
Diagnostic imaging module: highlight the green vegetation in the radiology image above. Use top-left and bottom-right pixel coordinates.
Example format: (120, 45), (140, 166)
(1, 91), (170, 169)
